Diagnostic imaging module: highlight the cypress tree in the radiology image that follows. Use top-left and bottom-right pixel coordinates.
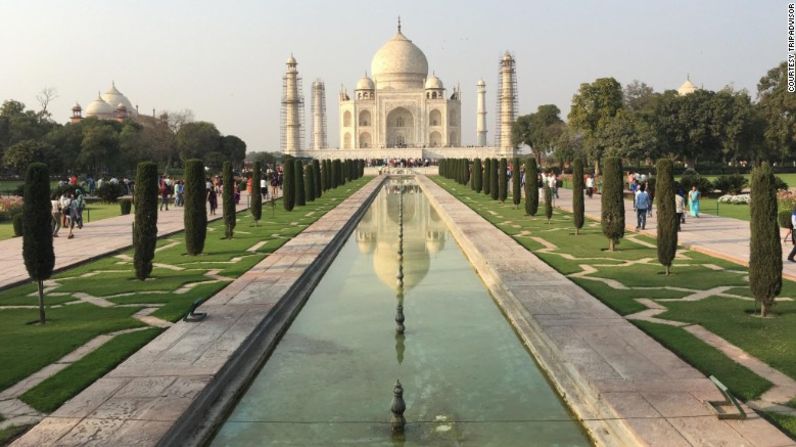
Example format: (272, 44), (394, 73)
(313, 159), (322, 198)
(306, 163), (316, 202)
(473, 158), (483, 192)
(184, 159), (207, 255)
(750, 162), (782, 317)
(339, 160), (347, 186)
(22, 162), (54, 324)
(655, 159), (677, 275)
(601, 157), (624, 251)
(283, 156), (295, 211)
(222, 161), (236, 238)
(462, 159), (470, 186)
(359, 159), (365, 178)
(525, 157), (539, 216)
(331, 159), (340, 188)
(134, 161), (158, 279)
(512, 158), (521, 208)
(490, 158), (499, 200)
(572, 159), (585, 234)
(497, 158), (507, 202)
(324, 159), (331, 190)
(544, 184), (553, 224)
(251, 161), (262, 224)
(295, 160), (306, 206)
(483, 158), (491, 195)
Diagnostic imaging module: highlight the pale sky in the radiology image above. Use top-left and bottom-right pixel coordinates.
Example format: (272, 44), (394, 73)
(0, 0), (784, 151)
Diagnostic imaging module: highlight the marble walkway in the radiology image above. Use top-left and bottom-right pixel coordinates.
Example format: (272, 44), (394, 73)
(0, 192), (256, 290)
(418, 175), (794, 447)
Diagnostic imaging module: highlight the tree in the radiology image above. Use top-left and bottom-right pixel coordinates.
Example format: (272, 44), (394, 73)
(572, 159), (585, 234)
(35, 87), (58, 117)
(220, 135), (247, 170)
(332, 159), (341, 188)
(3, 139), (56, 174)
(22, 162), (54, 324)
(512, 105), (565, 164)
(483, 158), (492, 196)
(222, 162), (236, 238)
(524, 157), (539, 216)
(283, 156), (295, 211)
(472, 158), (483, 193)
(251, 161), (262, 224)
(313, 159), (322, 198)
(134, 161), (158, 279)
(306, 163), (316, 202)
(339, 159), (346, 186)
(79, 123), (120, 173)
(601, 157), (624, 251)
(184, 159), (207, 255)
(655, 159), (677, 275)
(568, 78), (623, 173)
(490, 158), (499, 200)
(544, 184), (553, 224)
(749, 163), (782, 317)
(623, 80), (656, 113)
(511, 158), (521, 208)
(176, 121), (220, 161)
(758, 62), (796, 161)
(295, 159), (306, 206)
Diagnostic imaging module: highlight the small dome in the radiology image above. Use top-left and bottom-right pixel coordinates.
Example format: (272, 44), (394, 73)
(287, 54), (297, 64)
(84, 95), (115, 118)
(677, 78), (697, 96)
(502, 51), (513, 62)
(72, 102), (82, 111)
(425, 73), (443, 90)
(371, 27), (428, 89)
(477, 79), (485, 87)
(116, 103), (127, 110)
(101, 83), (137, 116)
(356, 74), (375, 90)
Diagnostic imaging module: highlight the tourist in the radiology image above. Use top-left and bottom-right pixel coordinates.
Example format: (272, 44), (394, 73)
(51, 194), (61, 237)
(59, 191), (71, 228)
(208, 183), (218, 215)
(586, 174), (595, 198)
(675, 191), (685, 232)
(74, 188), (85, 229)
(788, 207), (796, 262)
(634, 184), (651, 230)
(234, 181), (241, 205)
(175, 180), (184, 207)
(688, 185), (701, 218)
(65, 192), (78, 239)
(159, 177), (169, 211)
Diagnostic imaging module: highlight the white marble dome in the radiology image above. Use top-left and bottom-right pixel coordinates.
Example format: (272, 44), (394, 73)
(370, 29), (428, 89)
(356, 74), (375, 90)
(84, 95), (115, 119)
(425, 73), (443, 90)
(100, 83), (137, 116)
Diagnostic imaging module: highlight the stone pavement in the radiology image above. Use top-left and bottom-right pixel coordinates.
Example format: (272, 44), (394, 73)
(553, 187), (796, 281)
(417, 175), (794, 447)
(0, 192), (254, 290)
(10, 177), (384, 447)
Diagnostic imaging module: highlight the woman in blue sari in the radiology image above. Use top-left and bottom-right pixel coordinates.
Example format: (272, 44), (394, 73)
(688, 185), (701, 217)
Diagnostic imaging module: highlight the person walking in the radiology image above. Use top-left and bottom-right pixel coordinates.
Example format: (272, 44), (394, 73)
(675, 191), (685, 232)
(788, 207), (796, 262)
(208, 184), (218, 215)
(586, 174), (595, 198)
(159, 177), (169, 211)
(51, 194), (62, 237)
(175, 180), (184, 207)
(688, 185), (701, 218)
(634, 184), (651, 230)
(74, 188), (85, 229)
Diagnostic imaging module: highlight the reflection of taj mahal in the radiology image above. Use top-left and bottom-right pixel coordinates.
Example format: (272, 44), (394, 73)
(355, 180), (446, 291)
(281, 19), (520, 160)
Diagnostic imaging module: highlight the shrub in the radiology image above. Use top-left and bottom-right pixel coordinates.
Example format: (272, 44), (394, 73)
(184, 159), (207, 255)
(306, 163), (316, 202)
(295, 159), (306, 206)
(251, 161), (262, 223)
(313, 159), (322, 198)
(544, 184), (553, 223)
(119, 198), (132, 215)
(96, 182), (125, 203)
(680, 169), (713, 193)
(483, 158), (492, 196)
(572, 159), (584, 234)
(712, 174), (748, 195)
(655, 159), (677, 275)
(12, 213), (23, 237)
(133, 161), (158, 280)
(490, 158), (499, 201)
(749, 163), (782, 317)
(22, 162), (54, 324)
(601, 157), (625, 251)
(498, 158), (508, 202)
(283, 156), (295, 211)
(222, 161), (236, 238)
(525, 157), (538, 216)
(512, 158), (521, 207)
(472, 158), (483, 192)
(778, 209), (793, 229)
(775, 176), (789, 191)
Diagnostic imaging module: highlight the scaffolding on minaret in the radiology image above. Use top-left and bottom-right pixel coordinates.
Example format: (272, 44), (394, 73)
(495, 52), (518, 149)
(310, 80), (327, 150)
(281, 56), (305, 154)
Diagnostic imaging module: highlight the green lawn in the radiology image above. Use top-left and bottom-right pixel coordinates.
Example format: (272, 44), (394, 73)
(434, 178), (796, 428)
(0, 177), (370, 417)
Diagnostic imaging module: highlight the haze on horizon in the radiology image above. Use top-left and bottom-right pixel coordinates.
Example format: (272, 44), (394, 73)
(0, 0), (783, 152)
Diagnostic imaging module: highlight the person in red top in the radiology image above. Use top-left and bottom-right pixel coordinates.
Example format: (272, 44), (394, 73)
(69, 175), (78, 186)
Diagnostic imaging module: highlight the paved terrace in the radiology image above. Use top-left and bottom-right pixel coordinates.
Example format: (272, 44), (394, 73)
(416, 175), (794, 447)
(553, 187), (796, 281)
(0, 193), (255, 290)
(10, 177), (383, 447)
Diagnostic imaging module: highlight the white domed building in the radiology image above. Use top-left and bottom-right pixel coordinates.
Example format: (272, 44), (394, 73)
(70, 82), (162, 126)
(338, 22), (461, 150)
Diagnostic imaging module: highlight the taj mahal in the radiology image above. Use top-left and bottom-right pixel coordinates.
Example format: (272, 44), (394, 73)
(282, 20), (519, 160)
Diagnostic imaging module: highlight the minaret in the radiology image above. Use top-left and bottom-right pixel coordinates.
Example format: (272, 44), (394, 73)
(476, 79), (487, 147)
(281, 54), (303, 155)
(311, 80), (327, 150)
(496, 51), (517, 152)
